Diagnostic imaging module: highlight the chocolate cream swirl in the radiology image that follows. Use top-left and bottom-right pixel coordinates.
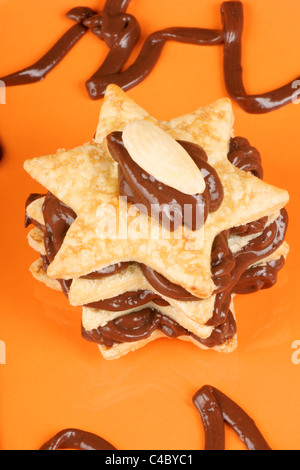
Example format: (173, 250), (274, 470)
(106, 132), (224, 232)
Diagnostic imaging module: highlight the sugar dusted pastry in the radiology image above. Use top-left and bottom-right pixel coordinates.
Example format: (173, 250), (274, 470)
(24, 85), (289, 359)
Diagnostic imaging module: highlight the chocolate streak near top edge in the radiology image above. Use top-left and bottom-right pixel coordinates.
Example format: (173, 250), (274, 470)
(0, 7), (96, 86)
(1, 1), (299, 114)
(87, 0), (300, 113)
(85, 1), (223, 100)
(106, 132), (224, 232)
(193, 385), (272, 450)
(221, 1), (300, 114)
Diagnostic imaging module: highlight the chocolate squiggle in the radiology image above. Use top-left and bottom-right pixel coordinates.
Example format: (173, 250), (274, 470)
(86, 10), (224, 99)
(221, 1), (300, 114)
(39, 385), (272, 451)
(193, 385), (272, 450)
(1, 1), (299, 114)
(40, 428), (116, 451)
(0, 8), (96, 86)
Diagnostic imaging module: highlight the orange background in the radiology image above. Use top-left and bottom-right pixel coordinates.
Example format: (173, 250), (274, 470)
(0, 0), (299, 450)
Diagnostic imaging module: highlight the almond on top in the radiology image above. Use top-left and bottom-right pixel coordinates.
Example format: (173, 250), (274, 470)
(122, 121), (206, 195)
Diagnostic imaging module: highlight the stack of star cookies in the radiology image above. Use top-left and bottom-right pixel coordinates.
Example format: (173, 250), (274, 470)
(24, 85), (289, 359)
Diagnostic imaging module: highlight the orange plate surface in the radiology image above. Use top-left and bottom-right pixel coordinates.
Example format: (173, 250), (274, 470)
(0, 0), (299, 451)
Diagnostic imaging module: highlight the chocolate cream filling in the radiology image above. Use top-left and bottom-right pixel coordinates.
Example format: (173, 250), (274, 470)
(82, 308), (237, 349)
(106, 132), (224, 232)
(25, 136), (287, 348)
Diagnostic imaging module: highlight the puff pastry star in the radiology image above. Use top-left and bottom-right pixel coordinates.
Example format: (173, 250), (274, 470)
(24, 85), (289, 298)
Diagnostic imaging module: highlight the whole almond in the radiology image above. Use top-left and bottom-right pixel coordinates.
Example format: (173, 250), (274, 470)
(122, 121), (205, 195)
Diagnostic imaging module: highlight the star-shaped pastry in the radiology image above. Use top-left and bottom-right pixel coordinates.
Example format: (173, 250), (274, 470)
(26, 192), (288, 331)
(24, 85), (289, 299)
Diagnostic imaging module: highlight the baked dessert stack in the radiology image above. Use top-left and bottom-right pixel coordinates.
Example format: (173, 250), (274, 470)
(24, 85), (289, 359)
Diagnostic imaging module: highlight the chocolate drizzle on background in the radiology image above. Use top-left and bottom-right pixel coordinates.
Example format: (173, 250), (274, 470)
(221, 2), (300, 114)
(193, 385), (272, 450)
(1, 0), (299, 114)
(39, 385), (271, 450)
(0, 7), (96, 86)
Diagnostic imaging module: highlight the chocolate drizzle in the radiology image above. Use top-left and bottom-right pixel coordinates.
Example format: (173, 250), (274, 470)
(221, 2), (300, 114)
(39, 385), (272, 451)
(40, 428), (116, 451)
(2, 1), (299, 114)
(193, 385), (272, 450)
(0, 8), (96, 86)
(85, 1), (224, 100)
(107, 132), (223, 232)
